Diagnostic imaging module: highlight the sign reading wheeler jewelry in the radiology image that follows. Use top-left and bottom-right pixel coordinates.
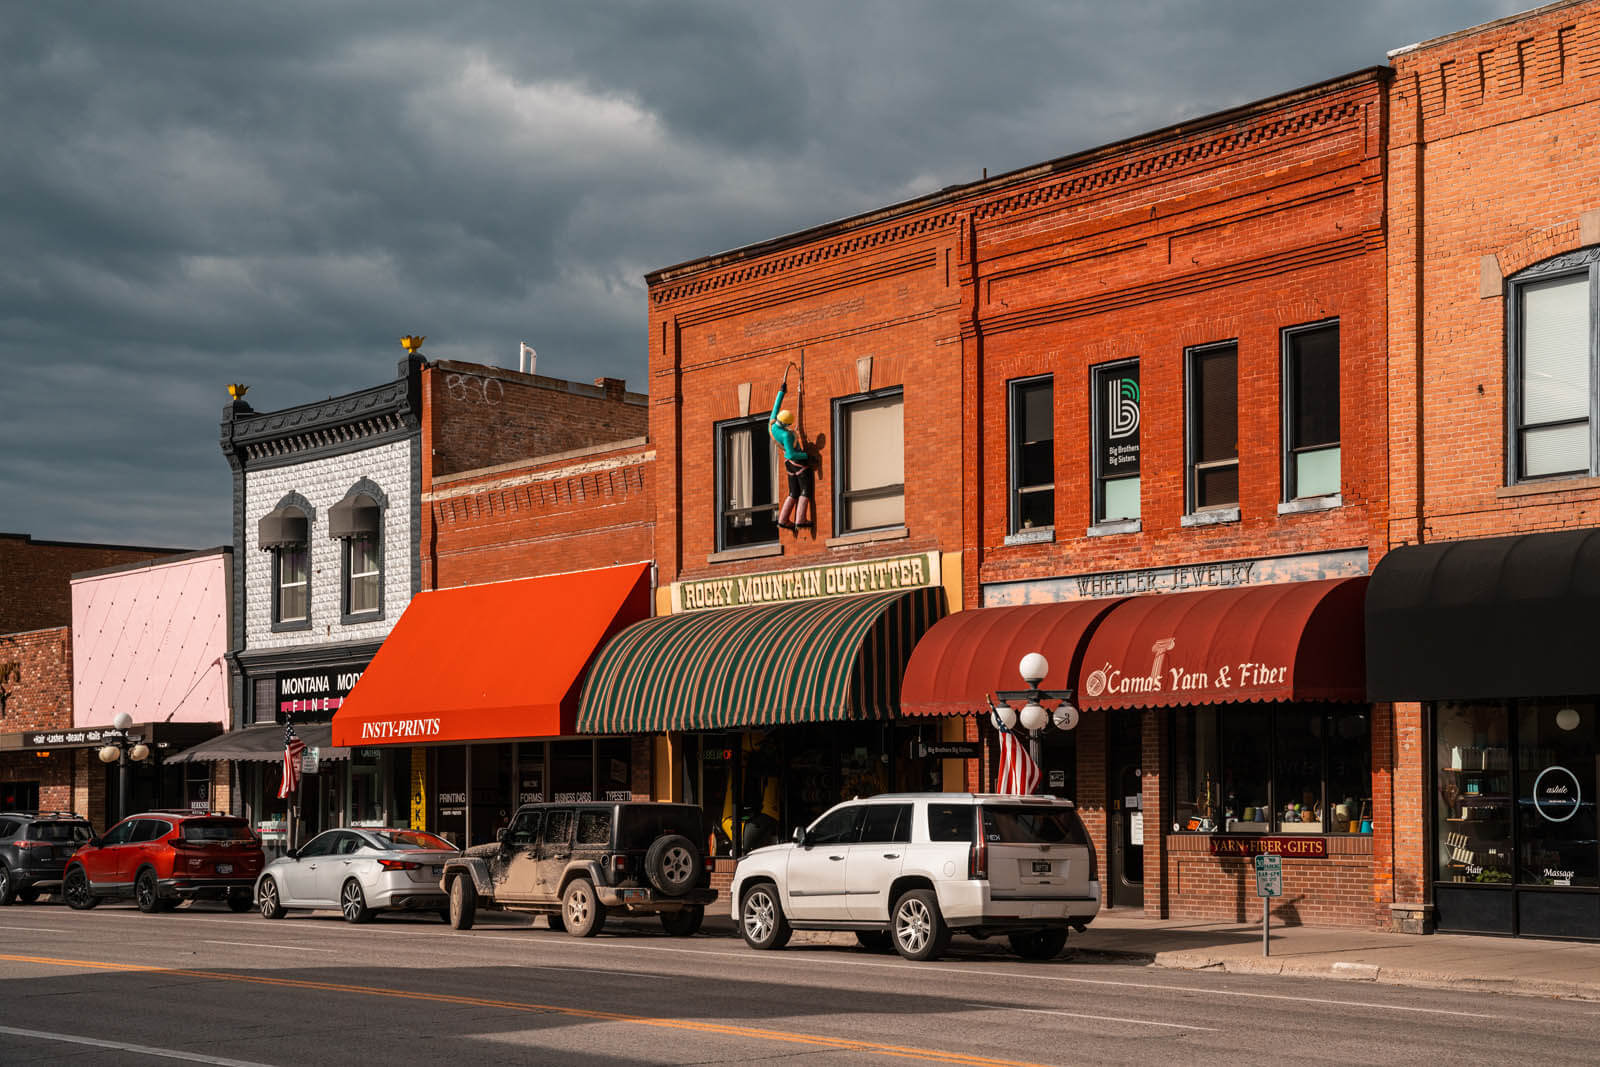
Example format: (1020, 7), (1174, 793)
(672, 551), (940, 613)
(983, 548), (1368, 606)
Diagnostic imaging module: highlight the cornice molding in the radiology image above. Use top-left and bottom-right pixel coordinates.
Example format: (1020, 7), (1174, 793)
(221, 358), (423, 471)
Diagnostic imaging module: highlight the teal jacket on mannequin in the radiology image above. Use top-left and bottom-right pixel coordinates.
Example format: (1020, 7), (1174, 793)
(770, 386), (808, 461)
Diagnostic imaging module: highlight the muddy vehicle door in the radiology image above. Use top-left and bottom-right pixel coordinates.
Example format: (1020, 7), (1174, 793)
(494, 808), (543, 901)
(533, 808), (575, 900)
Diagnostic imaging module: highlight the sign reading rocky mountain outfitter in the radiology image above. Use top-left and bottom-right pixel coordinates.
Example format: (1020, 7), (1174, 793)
(277, 665), (365, 717)
(672, 551), (940, 613)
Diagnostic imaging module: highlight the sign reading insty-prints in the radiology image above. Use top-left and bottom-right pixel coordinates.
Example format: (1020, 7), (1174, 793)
(1096, 364), (1140, 476)
(276, 665), (365, 717)
(1081, 636), (1288, 708)
(672, 551), (940, 613)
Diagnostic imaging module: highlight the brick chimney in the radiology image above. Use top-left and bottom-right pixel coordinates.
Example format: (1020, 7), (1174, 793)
(595, 377), (626, 401)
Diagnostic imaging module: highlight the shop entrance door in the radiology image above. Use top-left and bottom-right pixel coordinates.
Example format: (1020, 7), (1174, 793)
(1106, 713), (1144, 909)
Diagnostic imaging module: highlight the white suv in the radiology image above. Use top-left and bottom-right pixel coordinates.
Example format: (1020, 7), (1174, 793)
(730, 793), (1099, 962)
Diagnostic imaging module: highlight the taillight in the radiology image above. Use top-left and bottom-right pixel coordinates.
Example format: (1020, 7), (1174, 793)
(968, 838), (988, 880)
(378, 859), (421, 871)
(13, 839), (48, 850)
(611, 854), (628, 871)
(704, 855), (715, 872)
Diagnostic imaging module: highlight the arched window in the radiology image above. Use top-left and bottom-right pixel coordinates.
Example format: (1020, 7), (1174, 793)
(259, 493), (314, 631)
(1508, 246), (1600, 483)
(330, 480), (386, 622)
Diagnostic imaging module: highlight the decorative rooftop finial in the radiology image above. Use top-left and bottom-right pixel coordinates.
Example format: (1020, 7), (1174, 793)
(226, 383), (249, 400)
(400, 335), (425, 355)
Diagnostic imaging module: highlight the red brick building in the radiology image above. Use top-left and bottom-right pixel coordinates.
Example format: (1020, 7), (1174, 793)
(1370, 0), (1600, 940)
(0, 532), (182, 634)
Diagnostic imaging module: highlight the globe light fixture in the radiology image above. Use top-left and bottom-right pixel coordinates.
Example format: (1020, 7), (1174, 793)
(1018, 652), (1050, 686)
(98, 745), (119, 764)
(1019, 701), (1050, 733)
(1052, 702), (1080, 732)
(991, 650), (1080, 794)
(1556, 707), (1581, 731)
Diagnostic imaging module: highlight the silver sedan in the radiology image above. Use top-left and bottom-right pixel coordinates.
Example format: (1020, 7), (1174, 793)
(254, 827), (459, 923)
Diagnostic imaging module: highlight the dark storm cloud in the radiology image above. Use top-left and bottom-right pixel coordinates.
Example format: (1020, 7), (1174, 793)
(1, 0), (1520, 545)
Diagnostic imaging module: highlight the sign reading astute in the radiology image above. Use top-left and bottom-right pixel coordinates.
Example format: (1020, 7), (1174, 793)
(672, 551), (940, 613)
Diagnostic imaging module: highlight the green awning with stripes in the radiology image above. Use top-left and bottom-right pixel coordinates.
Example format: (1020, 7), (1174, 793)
(578, 588), (945, 733)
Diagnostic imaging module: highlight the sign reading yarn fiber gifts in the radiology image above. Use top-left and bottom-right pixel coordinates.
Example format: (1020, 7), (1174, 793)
(1208, 835), (1328, 858)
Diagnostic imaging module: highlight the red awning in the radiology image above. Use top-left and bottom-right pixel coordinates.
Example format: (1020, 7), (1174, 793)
(1078, 576), (1368, 711)
(900, 599), (1125, 717)
(331, 564), (652, 746)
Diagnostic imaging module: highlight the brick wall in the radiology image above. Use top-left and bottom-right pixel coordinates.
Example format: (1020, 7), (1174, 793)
(426, 441), (655, 588)
(0, 534), (181, 633)
(0, 626), (72, 731)
(1387, 0), (1600, 548)
(1166, 835), (1377, 925)
(0, 751), (74, 812)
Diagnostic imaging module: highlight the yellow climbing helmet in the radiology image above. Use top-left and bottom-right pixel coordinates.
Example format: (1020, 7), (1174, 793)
(776, 409), (795, 426)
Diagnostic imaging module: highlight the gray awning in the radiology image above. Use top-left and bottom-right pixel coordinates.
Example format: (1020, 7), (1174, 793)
(329, 495), (380, 539)
(258, 509), (308, 549)
(165, 722), (349, 763)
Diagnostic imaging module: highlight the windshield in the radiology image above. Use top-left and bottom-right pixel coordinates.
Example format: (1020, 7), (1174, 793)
(368, 830), (456, 852)
(31, 822), (92, 843)
(980, 806), (1087, 845)
(180, 819), (255, 843)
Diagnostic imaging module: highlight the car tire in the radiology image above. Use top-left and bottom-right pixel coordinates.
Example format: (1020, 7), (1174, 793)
(63, 867), (97, 910)
(659, 905), (704, 937)
(340, 878), (373, 924)
(890, 889), (950, 962)
(854, 930), (894, 953)
(16, 885), (40, 905)
(447, 875), (476, 930)
(545, 910), (566, 933)
(561, 878), (606, 937)
(135, 869), (163, 914)
(739, 882), (791, 951)
(257, 877), (286, 920)
(643, 834), (700, 898)
(0, 864), (14, 906)
(227, 889), (254, 913)
(1008, 929), (1069, 961)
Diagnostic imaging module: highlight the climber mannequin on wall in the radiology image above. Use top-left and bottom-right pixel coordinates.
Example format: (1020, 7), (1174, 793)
(771, 365), (812, 531)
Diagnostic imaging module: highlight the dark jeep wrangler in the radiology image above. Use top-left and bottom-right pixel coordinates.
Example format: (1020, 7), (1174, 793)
(441, 801), (716, 936)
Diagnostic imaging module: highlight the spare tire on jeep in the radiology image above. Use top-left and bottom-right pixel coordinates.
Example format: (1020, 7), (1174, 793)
(643, 834), (700, 897)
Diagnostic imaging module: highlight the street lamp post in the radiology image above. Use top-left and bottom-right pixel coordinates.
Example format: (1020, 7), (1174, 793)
(97, 712), (150, 822)
(992, 652), (1080, 776)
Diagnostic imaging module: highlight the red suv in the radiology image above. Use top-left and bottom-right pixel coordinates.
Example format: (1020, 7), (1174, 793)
(62, 811), (265, 913)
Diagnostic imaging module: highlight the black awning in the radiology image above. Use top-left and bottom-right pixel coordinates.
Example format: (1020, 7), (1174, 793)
(165, 723), (348, 763)
(258, 509), (308, 549)
(328, 495), (380, 539)
(1366, 529), (1600, 702)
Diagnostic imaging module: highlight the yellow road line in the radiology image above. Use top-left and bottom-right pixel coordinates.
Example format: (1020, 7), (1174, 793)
(0, 952), (1053, 1067)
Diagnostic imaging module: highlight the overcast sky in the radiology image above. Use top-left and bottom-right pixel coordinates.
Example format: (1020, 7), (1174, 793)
(3, 1), (1522, 548)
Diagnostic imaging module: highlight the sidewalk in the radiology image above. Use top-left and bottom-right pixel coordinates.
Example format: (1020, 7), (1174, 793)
(701, 911), (1600, 1001)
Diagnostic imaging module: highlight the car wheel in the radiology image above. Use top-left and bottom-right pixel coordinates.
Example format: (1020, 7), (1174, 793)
(63, 867), (98, 910)
(891, 889), (950, 962)
(447, 875), (476, 931)
(257, 877), (286, 920)
(1008, 929), (1069, 961)
(0, 865), (14, 906)
(340, 879), (373, 924)
(739, 882), (791, 951)
(659, 905), (704, 937)
(135, 869), (162, 914)
(855, 930), (894, 953)
(16, 885), (40, 905)
(644, 834), (700, 898)
(226, 889), (254, 913)
(562, 877), (606, 937)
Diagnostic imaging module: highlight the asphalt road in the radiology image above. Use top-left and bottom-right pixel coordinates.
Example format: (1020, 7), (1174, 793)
(1, 900), (1597, 1066)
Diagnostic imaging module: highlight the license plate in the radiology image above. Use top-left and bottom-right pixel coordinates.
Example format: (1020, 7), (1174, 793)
(432, 866), (443, 877)
(1031, 860), (1052, 874)
(216, 863), (233, 875)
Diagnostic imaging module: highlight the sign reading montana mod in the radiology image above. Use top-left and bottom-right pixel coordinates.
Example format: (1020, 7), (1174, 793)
(672, 551), (940, 613)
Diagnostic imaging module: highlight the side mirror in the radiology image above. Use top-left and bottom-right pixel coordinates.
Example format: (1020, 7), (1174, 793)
(286, 848), (299, 861)
(496, 829), (507, 844)
(791, 826), (808, 847)
(88, 837), (102, 849)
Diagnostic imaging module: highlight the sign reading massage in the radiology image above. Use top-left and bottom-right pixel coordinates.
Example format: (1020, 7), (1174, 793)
(673, 551), (940, 613)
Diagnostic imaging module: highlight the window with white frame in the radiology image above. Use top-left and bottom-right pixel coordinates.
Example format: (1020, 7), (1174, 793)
(344, 537), (381, 616)
(716, 416), (780, 550)
(275, 542), (309, 625)
(1092, 360), (1140, 523)
(1009, 376), (1054, 533)
(1186, 342), (1239, 513)
(1282, 321), (1340, 500)
(1509, 247), (1600, 482)
(835, 389), (905, 534)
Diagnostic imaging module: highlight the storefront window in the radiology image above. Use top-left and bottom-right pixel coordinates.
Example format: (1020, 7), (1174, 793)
(1221, 707), (1271, 832)
(471, 743), (512, 845)
(1170, 704), (1371, 835)
(349, 749), (384, 825)
(518, 744), (546, 805)
(551, 740), (594, 802)
(432, 746), (466, 847)
(1517, 700), (1597, 887)
(1436, 703), (1513, 885)
(595, 737), (633, 802)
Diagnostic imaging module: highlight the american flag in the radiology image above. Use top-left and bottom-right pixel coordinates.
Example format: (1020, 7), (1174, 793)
(278, 721), (306, 799)
(996, 728), (1042, 796)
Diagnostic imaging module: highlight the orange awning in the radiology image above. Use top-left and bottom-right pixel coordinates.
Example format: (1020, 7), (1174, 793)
(331, 564), (652, 746)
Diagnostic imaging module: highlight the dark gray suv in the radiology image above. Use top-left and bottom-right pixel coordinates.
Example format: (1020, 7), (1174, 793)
(0, 811), (94, 905)
(442, 802), (716, 937)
